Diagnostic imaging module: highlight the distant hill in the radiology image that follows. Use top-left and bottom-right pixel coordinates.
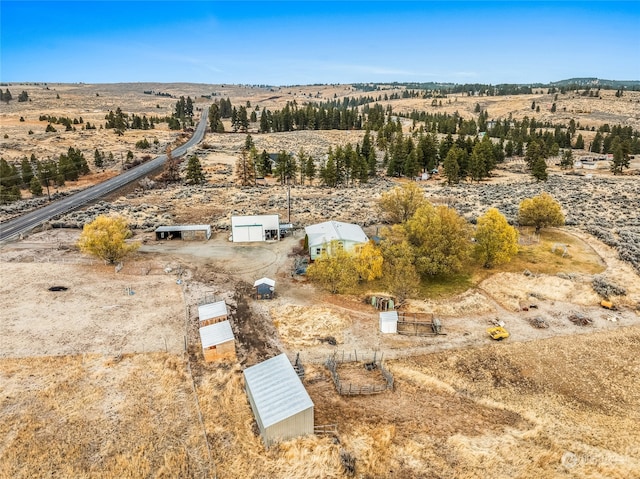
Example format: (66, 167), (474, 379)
(550, 78), (640, 88)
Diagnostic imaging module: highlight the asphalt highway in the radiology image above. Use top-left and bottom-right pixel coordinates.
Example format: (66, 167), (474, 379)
(0, 107), (210, 243)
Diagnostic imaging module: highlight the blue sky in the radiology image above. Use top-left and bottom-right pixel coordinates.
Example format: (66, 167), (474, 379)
(1, 1), (639, 85)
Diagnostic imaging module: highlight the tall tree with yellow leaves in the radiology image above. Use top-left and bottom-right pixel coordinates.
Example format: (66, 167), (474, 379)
(474, 208), (519, 268)
(77, 215), (140, 264)
(518, 193), (565, 234)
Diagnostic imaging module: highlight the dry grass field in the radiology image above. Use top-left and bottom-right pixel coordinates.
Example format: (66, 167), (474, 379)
(1, 82), (640, 477)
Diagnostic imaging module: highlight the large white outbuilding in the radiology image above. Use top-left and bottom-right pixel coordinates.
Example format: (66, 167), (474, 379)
(231, 215), (280, 242)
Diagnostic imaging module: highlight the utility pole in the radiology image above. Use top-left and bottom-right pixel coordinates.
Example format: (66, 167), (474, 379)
(287, 184), (291, 224)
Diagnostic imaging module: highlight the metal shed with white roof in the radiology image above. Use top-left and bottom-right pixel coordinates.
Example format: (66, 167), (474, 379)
(379, 311), (398, 334)
(243, 353), (314, 446)
(199, 320), (236, 362)
(253, 277), (276, 299)
(198, 300), (228, 326)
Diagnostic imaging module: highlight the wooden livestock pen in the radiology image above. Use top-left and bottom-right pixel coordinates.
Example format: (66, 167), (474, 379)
(325, 351), (394, 396)
(396, 312), (444, 337)
(199, 320), (236, 362)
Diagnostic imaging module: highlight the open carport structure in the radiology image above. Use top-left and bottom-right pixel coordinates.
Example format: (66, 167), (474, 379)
(155, 224), (211, 241)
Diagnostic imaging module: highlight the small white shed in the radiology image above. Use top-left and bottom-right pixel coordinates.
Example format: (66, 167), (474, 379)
(254, 277), (276, 299)
(199, 320), (236, 362)
(379, 311), (398, 334)
(243, 353), (314, 447)
(198, 300), (228, 326)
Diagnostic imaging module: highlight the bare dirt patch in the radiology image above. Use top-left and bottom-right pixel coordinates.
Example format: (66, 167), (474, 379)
(0, 261), (184, 357)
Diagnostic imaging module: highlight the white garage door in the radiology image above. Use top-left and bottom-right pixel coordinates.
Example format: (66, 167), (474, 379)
(233, 225), (263, 242)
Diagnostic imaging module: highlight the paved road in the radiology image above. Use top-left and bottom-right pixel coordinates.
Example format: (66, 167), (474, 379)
(0, 107), (210, 243)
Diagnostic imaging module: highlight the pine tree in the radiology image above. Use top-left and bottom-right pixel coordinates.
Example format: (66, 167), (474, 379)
(531, 156), (548, 182)
(235, 149), (255, 186)
(610, 137), (630, 175)
(273, 150), (296, 185)
(29, 176), (43, 196)
(443, 146), (462, 185)
(185, 155), (206, 184)
(304, 155), (316, 185)
(574, 133), (585, 149)
(259, 108), (270, 133)
(559, 149), (574, 169)
(320, 156), (338, 187)
(20, 157), (34, 186)
(297, 148), (307, 184)
(591, 132), (603, 153)
(208, 104), (224, 132)
(256, 149), (272, 177)
(94, 149), (104, 168)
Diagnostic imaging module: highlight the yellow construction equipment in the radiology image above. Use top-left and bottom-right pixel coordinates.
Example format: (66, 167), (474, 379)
(600, 299), (615, 310)
(487, 326), (510, 340)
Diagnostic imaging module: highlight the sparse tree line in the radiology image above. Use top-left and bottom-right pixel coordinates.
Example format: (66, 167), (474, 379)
(258, 101), (364, 133)
(353, 81), (640, 96)
(0, 148), (91, 203)
(353, 82), (537, 96)
(1, 88), (29, 103)
(0, 144), (159, 203)
(307, 184), (564, 301)
(233, 132), (377, 187)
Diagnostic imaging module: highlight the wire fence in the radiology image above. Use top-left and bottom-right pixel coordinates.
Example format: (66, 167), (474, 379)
(325, 350), (394, 396)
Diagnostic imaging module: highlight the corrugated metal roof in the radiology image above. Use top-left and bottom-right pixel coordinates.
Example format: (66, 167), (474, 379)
(253, 277), (275, 287)
(155, 225), (211, 232)
(198, 301), (228, 322)
(199, 320), (235, 348)
(244, 353), (313, 428)
(304, 221), (368, 245)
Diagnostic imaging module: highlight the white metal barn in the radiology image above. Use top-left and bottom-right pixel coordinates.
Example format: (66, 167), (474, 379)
(379, 311), (398, 334)
(231, 215), (280, 242)
(198, 300), (229, 327)
(243, 353), (314, 446)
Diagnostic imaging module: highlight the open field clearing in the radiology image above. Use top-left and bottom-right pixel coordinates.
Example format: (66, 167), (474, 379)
(2, 326), (639, 478)
(0, 261), (185, 358)
(1, 82), (640, 477)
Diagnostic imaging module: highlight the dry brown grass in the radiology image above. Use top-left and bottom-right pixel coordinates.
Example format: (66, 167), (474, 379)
(2, 326), (639, 478)
(304, 326), (640, 478)
(271, 304), (351, 347)
(0, 353), (213, 478)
